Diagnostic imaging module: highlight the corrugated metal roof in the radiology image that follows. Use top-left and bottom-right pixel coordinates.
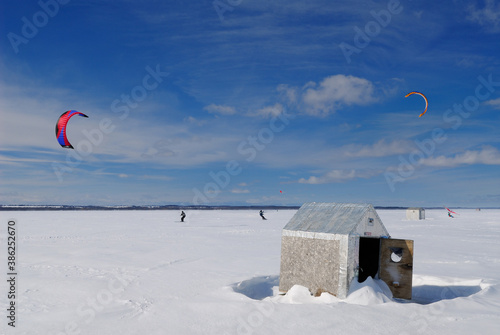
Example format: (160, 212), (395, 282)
(283, 202), (373, 235)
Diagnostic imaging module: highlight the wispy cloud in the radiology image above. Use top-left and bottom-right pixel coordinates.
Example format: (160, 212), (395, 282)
(484, 97), (500, 109)
(185, 116), (208, 126)
(298, 169), (356, 184)
(247, 103), (284, 118)
(467, 0), (500, 33)
(231, 188), (250, 194)
(139, 175), (174, 181)
(203, 104), (237, 115)
(345, 139), (414, 158)
(419, 146), (500, 167)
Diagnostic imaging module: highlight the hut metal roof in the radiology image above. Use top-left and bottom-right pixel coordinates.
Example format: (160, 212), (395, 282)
(283, 202), (375, 235)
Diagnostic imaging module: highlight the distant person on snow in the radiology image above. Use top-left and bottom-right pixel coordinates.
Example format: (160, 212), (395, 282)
(448, 212), (453, 218)
(260, 210), (267, 220)
(180, 211), (186, 222)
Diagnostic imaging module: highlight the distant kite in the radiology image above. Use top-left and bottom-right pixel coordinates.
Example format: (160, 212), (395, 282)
(445, 207), (459, 215)
(405, 92), (428, 117)
(55, 110), (88, 149)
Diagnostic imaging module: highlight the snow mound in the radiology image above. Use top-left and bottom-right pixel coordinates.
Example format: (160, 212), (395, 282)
(270, 285), (340, 304)
(345, 276), (393, 305)
(267, 276), (393, 305)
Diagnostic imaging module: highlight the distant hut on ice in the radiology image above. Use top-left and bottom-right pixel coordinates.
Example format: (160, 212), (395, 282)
(279, 203), (390, 299)
(406, 207), (425, 220)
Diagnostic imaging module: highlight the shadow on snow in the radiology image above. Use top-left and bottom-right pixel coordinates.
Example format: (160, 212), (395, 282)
(410, 284), (482, 305)
(231, 275), (483, 304)
(231, 275), (279, 300)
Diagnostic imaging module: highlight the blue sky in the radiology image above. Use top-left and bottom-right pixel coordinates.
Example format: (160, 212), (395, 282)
(1, 0), (499, 207)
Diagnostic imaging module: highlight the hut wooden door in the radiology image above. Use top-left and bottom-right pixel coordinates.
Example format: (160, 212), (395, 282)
(379, 238), (414, 300)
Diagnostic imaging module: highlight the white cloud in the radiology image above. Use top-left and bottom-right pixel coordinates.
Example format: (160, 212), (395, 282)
(231, 188), (250, 194)
(277, 84), (298, 104)
(467, 0), (500, 33)
(300, 75), (378, 116)
(203, 104), (237, 115)
(419, 146), (500, 167)
(297, 168), (384, 184)
(346, 139), (414, 158)
(248, 103), (284, 118)
(484, 97), (500, 109)
(185, 116), (207, 126)
(139, 175), (173, 181)
(298, 169), (356, 184)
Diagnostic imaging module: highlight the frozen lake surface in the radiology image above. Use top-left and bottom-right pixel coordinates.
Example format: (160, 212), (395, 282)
(1, 208), (499, 334)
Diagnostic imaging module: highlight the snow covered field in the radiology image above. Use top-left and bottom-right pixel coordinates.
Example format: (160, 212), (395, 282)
(1, 208), (499, 334)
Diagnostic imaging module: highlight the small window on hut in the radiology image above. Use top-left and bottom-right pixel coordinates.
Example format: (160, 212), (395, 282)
(368, 218), (374, 226)
(390, 247), (403, 263)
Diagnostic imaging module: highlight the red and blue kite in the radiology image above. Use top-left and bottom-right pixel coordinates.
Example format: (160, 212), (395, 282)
(55, 110), (88, 149)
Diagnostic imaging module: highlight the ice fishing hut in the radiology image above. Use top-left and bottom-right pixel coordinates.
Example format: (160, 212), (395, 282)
(406, 207), (425, 220)
(279, 202), (414, 300)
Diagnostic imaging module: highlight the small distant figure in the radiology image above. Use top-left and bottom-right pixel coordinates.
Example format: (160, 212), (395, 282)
(260, 210), (267, 220)
(448, 212), (454, 218)
(180, 211), (186, 222)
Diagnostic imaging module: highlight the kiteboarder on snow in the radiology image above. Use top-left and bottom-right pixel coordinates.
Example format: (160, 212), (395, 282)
(260, 210), (267, 220)
(445, 207), (457, 218)
(180, 211), (186, 222)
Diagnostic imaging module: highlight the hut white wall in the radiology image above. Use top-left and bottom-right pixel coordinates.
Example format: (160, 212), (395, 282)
(406, 208), (425, 220)
(279, 231), (348, 297)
